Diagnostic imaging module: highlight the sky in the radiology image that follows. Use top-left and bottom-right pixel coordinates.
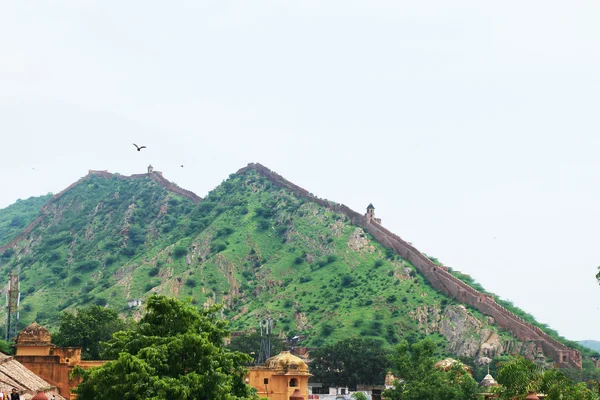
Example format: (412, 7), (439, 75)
(1, 1), (599, 340)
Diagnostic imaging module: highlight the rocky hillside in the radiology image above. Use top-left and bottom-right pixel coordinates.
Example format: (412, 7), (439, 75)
(0, 165), (587, 368)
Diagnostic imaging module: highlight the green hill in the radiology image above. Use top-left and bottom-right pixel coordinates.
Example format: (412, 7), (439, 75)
(0, 165), (590, 368)
(0, 194), (52, 247)
(580, 340), (600, 353)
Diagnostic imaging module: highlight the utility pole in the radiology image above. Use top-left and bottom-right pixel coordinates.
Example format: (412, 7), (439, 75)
(256, 317), (273, 365)
(6, 273), (20, 341)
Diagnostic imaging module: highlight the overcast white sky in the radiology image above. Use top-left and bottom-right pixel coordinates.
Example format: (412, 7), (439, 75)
(1, 1), (599, 340)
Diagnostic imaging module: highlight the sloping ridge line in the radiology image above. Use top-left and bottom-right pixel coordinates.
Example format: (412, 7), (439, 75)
(0, 170), (201, 254)
(236, 162), (582, 369)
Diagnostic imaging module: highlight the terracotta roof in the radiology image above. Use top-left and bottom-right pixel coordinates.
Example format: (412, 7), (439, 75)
(0, 353), (64, 399)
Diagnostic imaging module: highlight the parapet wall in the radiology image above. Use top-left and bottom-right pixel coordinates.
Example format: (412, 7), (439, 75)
(238, 163), (582, 369)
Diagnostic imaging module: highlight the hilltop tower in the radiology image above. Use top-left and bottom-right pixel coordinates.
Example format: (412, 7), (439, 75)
(147, 164), (154, 174)
(365, 203), (381, 224)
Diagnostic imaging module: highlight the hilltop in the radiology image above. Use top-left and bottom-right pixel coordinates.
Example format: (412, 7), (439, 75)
(0, 164), (589, 369)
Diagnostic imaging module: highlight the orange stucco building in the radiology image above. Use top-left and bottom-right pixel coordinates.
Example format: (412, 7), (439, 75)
(246, 351), (311, 400)
(13, 322), (105, 399)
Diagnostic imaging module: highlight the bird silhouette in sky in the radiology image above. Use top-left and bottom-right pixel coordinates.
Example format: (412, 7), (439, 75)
(181, 165), (184, 168)
(133, 143), (146, 151)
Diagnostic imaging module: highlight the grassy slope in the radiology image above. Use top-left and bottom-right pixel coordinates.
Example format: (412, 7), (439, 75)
(0, 194), (52, 247)
(0, 169), (586, 359)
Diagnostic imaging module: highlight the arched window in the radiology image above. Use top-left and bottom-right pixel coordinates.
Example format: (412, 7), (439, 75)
(289, 378), (298, 387)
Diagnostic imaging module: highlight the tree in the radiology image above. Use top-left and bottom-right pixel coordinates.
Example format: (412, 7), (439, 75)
(309, 338), (390, 391)
(73, 295), (258, 400)
(227, 332), (283, 364)
(494, 356), (597, 400)
(53, 305), (126, 360)
(383, 339), (479, 400)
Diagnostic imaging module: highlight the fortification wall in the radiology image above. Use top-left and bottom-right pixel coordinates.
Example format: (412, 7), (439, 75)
(238, 163), (582, 369)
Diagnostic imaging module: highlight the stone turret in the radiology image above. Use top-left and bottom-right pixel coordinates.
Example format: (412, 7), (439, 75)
(148, 164), (154, 174)
(365, 203), (381, 224)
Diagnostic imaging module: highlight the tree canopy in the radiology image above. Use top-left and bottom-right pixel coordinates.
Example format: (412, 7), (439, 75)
(309, 338), (390, 390)
(73, 295), (258, 400)
(493, 356), (598, 399)
(383, 339), (479, 400)
(53, 305), (127, 359)
(227, 332), (283, 364)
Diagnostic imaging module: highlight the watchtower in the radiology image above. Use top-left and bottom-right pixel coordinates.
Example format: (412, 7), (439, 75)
(148, 164), (154, 174)
(365, 203), (382, 224)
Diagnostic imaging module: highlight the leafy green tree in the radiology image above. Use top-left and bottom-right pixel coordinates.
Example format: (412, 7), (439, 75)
(383, 339), (479, 400)
(227, 332), (283, 364)
(494, 356), (597, 399)
(53, 305), (126, 360)
(351, 393), (368, 400)
(309, 338), (390, 390)
(73, 295), (258, 400)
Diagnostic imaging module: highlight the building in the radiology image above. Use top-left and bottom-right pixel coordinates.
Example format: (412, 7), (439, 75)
(365, 204), (381, 224)
(246, 351), (312, 400)
(0, 351), (64, 399)
(14, 322), (106, 399)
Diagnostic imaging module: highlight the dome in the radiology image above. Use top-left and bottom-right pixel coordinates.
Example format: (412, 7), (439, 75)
(479, 373), (499, 387)
(32, 392), (48, 400)
(16, 322), (51, 345)
(264, 351), (310, 374)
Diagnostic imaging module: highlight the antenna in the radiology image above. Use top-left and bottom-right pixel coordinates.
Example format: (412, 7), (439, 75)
(256, 317), (273, 365)
(6, 273), (20, 341)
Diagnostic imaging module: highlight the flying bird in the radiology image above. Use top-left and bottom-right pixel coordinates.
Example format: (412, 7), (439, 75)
(133, 143), (146, 151)
(181, 165), (184, 168)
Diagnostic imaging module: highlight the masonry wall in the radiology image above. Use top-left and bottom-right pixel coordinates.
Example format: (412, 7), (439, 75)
(237, 163), (582, 369)
(15, 355), (72, 399)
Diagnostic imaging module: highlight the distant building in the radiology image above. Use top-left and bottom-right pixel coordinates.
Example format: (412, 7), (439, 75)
(14, 322), (106, 399)
(127, 299), (142, 308)
(246, 351), (311, 400)
(365, 204), (381, 224)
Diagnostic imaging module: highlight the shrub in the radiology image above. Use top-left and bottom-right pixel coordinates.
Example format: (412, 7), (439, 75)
(69, 276), (82, 286)
(210, 242), (227, 254)
(95, 298), (108, 306)
(148, 267), (160, 277)
(173, 246), (188, 259)
(75, 260), (100, 272)
(185, 279), (197, 288)
(341, 275), (354, 287)
(374, 260), (384, 268)
(321, 323), (334, 337)
(294, 257), (304, 265)
(326, 255), (337, 264)
(105, 255), (117, 266)
(299, 276), (312, 283)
